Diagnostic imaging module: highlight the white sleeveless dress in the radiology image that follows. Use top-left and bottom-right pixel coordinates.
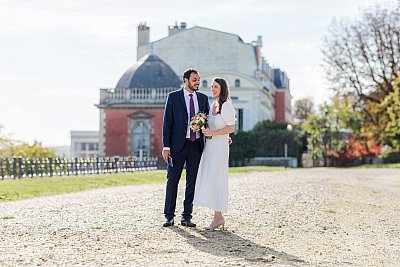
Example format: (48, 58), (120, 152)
(193, 101), (236, 212)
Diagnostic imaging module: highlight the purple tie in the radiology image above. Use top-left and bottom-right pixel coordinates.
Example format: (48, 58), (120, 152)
(189, 94), (196, 141)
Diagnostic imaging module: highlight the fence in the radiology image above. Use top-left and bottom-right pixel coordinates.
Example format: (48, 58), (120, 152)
(0, 157), (162, 180)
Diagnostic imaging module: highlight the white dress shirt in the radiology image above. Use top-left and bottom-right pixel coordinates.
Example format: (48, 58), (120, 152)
(183, 88), (200, 139)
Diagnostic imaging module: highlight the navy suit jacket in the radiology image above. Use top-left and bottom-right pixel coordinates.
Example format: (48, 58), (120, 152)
(163, 88), (210, 153)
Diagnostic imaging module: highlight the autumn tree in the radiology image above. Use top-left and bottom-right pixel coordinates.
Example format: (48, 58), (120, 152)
(9, 141), (57, 158)
(322, 3), (400, 145)
(303, 98), (362, 166)
(380, 77), (400, 149)
(293, 97), (315, 121)
(0, 125), (56, 158)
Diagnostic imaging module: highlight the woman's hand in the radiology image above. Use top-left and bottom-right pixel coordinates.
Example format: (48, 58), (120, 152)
(202, 128), (214, 137)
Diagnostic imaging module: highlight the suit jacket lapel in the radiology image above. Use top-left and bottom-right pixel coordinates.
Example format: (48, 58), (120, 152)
(195, 91), (203, 112)
(179, 88), (188, 121)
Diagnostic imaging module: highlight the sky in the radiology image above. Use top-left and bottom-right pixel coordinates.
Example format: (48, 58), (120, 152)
(0, 0), (394, 146)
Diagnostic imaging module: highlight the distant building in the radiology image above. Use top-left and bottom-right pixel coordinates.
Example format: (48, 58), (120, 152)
(47, 146), (71, 158)
(96, 55), (181, 157)
(273, 68), (292, 122)
(70, 131), (99, 157)
(137, 22), (293, 128)
(96, 22), (292, 157)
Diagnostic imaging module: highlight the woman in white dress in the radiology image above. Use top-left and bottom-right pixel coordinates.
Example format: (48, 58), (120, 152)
(193, 77), (236, 230)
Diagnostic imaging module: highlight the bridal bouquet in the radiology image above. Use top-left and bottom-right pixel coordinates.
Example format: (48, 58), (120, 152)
(190, 111), (212, 139)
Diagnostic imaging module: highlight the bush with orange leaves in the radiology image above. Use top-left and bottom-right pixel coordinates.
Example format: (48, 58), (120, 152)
(327, 135), (383, 166)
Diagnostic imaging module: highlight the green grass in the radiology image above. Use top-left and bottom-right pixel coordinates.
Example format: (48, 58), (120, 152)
(229, 166), (285, 174)
(0, 166), (283, 202)
(351, 163), (400, 169)
(322, 209), (337, 214)
(0, 171), (167, 202)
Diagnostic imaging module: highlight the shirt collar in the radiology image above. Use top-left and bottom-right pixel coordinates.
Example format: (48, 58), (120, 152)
(183, 88), (196, 98)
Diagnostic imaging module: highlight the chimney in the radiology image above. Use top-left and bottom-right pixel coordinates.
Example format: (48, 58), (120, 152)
(138, 22), (150, 47)
(257, 35), (263, 47)
(168, 22), (187, 36)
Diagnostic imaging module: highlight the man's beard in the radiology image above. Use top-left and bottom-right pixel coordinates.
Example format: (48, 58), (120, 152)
(188, 81), (199, 91)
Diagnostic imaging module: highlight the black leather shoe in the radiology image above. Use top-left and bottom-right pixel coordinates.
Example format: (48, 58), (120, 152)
(181, 219), (196, 227)
(163, 218), (174, 227)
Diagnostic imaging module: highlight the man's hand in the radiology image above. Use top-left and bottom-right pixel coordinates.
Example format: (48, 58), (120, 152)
(162, 150), (171, 163)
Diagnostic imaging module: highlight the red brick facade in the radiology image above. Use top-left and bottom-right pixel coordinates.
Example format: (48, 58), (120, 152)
(103, 108), (164, 157)
(275, 91), (286, 122)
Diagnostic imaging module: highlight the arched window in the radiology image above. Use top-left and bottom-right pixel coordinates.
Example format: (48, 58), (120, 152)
(202, 80), (208, 88)
(131, 121), (150, 157)
(235, 79), (241, 88)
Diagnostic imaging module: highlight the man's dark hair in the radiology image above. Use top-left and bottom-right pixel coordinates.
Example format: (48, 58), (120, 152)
(183, 68), (199, 82)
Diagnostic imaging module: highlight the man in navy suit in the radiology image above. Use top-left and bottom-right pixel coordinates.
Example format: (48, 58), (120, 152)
(162, 68), (210, 227)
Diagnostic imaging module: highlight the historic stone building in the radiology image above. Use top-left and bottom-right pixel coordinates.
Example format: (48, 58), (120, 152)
(97, 22), (292, 157)
(97, 54), (181, 157)
(137, 22), (292, 131)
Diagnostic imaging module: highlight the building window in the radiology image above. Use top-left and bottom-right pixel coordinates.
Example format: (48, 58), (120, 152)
(131, 121), (150, 157)
(88, 143), (98, 151)
(235, 79), (240, 88)
(236, 109), (243, 132)
(202, 80), (208, 88)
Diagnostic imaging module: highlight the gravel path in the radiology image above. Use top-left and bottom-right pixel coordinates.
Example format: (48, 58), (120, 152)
(1, 168), (399, 266)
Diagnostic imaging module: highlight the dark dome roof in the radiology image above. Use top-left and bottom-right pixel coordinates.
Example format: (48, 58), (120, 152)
(116, 54), (181, 89)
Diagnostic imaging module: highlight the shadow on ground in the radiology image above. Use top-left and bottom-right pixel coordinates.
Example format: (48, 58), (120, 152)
(171, 226), (306, 265)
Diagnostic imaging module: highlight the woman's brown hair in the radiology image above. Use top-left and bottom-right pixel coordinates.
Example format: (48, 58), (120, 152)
(213, 77), (231, 114)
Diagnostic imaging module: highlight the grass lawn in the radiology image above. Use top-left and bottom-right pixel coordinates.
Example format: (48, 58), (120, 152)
(229, 166), (285, 174)
(351, 163), (400, 169)
(0, 166), (284, 202)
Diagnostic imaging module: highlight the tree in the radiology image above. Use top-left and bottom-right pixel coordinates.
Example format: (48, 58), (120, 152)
(331, 96), (363, 135)
(302, 98), (362, 166)
(333, 135), (383, 165)
(380, 77), (400, 149)
(322, 3), (399, 134)
(322, 3), (399, 103)
(303, 103), (332, 166)
(0, 125), (12, 158)
(293, 97), (315, 121)
(0, 127), (56, 158)
(229, 131), (255, 166)
(229, 121), (305, 167)
(357, 77), (400, 149)
(9, 141), (57, 158)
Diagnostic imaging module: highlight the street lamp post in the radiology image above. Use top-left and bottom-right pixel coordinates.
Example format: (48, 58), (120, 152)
(285, 124), (293, 168)
(284, 143), (288, 169)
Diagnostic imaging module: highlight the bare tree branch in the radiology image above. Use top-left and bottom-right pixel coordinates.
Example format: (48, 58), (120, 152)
(322, 4), (400, 100)
(322, 3), (400, 130)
